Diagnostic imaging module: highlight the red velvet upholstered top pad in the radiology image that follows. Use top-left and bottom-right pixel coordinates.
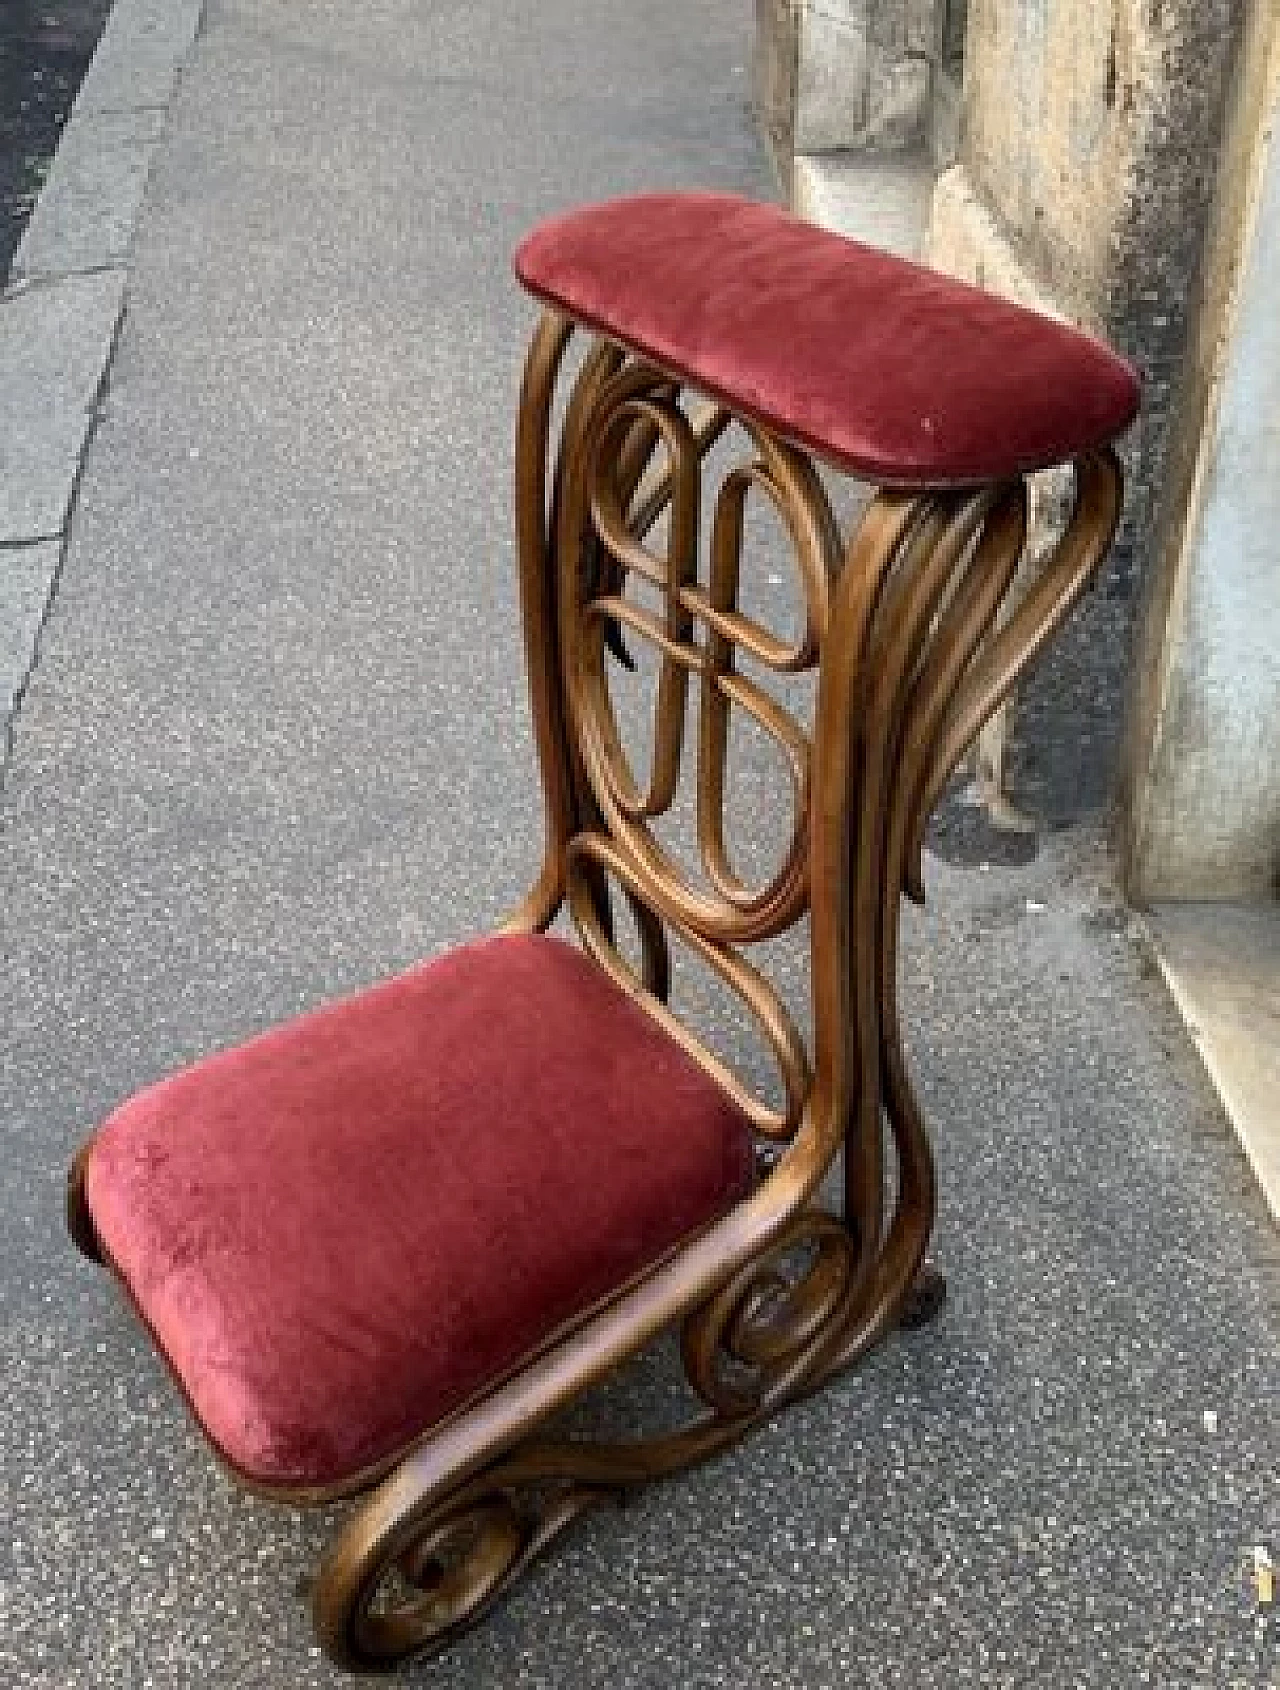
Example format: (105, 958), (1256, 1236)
(515, 193), (1140, 486)
(84, 936), (754, 1492)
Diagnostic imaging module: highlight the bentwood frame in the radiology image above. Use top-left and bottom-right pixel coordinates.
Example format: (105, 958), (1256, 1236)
(68, 191), (1134, 1672)
(296, 305), (1124, 1667)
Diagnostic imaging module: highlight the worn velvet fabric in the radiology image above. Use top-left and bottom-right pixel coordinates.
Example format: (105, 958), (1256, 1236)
(84, 935), (755, 1492)
(515, 192), (1140, 486)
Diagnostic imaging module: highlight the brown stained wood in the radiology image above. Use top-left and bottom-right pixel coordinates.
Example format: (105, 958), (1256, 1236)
(65, 1140), (102, 1261)
(312, 317), (1127, 1668)
(52, 298), (1123, 1670)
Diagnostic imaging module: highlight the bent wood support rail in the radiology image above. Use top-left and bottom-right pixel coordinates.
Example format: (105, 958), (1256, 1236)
(311, 325), (1125, 1670)
(66, 192), (1138, 1673)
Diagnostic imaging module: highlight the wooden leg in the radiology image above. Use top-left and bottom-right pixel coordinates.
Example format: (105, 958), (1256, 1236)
(66, 1141), (102, 1261)
(898, 1260), (947, 1329)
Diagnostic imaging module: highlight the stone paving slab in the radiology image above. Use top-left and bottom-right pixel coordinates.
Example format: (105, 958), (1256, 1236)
(0, 539), (61, 731)
(74, 0), (205, 115)
(0, 0), (203, 762)
(1152, 902), (1280, 1222)
(12, 107), (168, 280)
(0, 268), (125, 542)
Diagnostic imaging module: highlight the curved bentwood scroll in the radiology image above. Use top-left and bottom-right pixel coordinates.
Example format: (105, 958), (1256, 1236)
(314, 311), (1124, 1668)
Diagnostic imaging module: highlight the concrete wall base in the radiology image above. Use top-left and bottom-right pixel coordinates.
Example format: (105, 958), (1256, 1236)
(1122, 7), (1280, 902)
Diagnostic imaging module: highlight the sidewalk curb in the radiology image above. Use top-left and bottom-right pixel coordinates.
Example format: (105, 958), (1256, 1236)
(1142, 904), (1280, 1227)
(0, 0), (205, 776)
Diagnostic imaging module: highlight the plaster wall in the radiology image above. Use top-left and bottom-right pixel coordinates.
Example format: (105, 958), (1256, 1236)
(1125, 11), (1280, 899)
(927, 0), (1245, 818)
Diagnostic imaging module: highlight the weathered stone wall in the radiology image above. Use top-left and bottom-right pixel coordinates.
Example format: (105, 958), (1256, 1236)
(753, 0), (950, 178)
(929, 0), (1247, 818)
(1121, 3), (1280, 898)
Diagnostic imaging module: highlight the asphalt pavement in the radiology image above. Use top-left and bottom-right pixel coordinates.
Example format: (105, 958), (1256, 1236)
(0, 1), (1277, 1686)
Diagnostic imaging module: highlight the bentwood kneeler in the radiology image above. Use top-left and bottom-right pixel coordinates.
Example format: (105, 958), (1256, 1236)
(69, 191), (1139, 1671)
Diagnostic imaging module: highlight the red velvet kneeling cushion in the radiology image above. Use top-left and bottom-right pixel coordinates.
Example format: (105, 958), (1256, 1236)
(515, 192), (1140, 487)
(82, 935), (755, 1493)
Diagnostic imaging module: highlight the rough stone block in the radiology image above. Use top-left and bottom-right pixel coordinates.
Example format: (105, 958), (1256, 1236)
(943, 0), (969, 62)
(810, 0), (868, 22)
(868, 0), (907, 54)
(906, 0), (946, 59)
(756, 0), (936, 161)
(794, 4), (871, 154)
(863, 51), (931, 147)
